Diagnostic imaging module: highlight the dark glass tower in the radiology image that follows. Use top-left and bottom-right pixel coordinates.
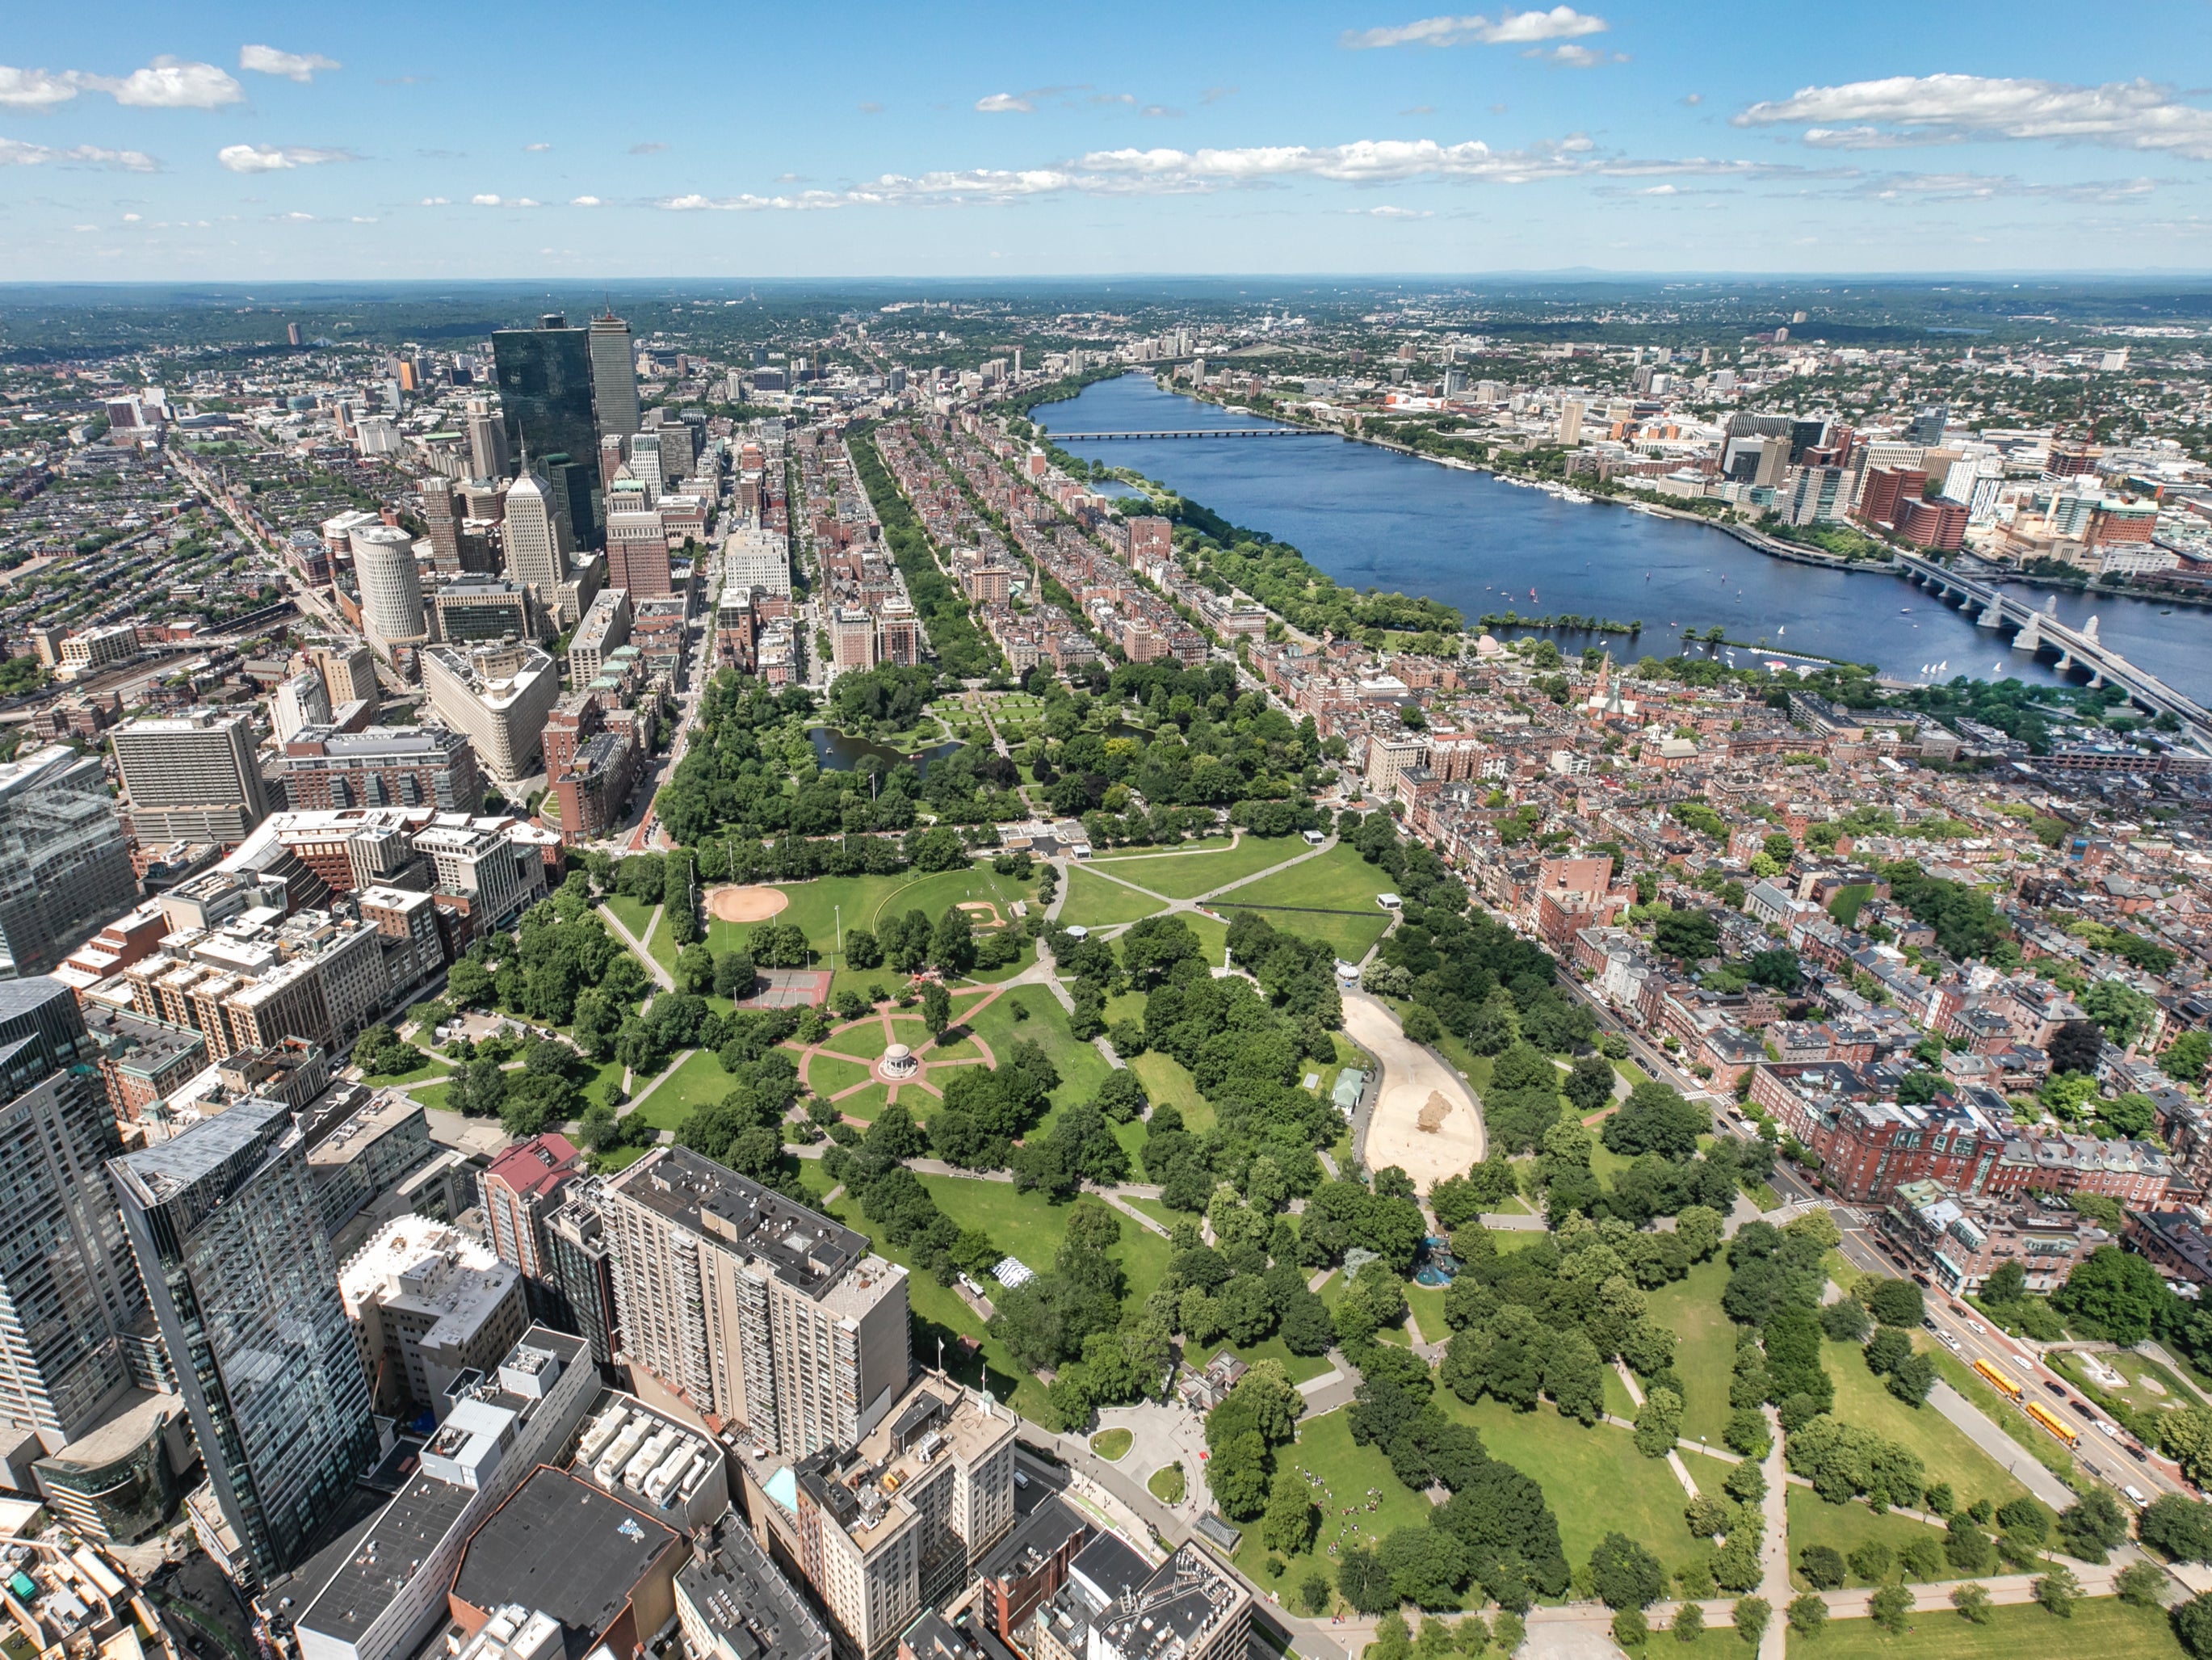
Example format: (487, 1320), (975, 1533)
(491, 315), (598, 481)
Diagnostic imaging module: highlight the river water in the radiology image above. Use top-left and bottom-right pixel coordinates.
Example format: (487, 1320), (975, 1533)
(1039, 373), (2209, 701)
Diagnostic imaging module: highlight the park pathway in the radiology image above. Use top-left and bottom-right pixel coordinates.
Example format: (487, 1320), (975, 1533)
(1060, 834), (1341, 941)
(598, 902), (675, 990)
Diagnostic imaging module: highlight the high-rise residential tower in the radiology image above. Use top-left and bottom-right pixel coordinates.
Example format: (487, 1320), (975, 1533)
(0, 745), (140, 977)
(110, 1098), (379, 1589)
(0, 981), (145, 1445)
(464, 397), (509, 481)
(111, 709), (270, 846)
(501, 469), (570, 604)
(491, 316), (598, 478)
(588, 311), (640, 443)
(598, 1148), (909, 1458)
(351, 523), (427, 649)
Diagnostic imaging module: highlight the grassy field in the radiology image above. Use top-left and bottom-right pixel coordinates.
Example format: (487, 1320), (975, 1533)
(1785, 1488), (1948, 1588)
(1444, 1393), (1710, 1582)
(805, 1053), (875, 1099)
(1096, 835), (1235, 861)
(632, 1049), (732, 1130)
(1647, 1259), (1740, 1448)
(1252, 1406), (1445, 1611)
(1215, 843), (1400, 953)
(1182, 910), (1232, 968)
(1060, 866), (1169, 930)
(1148, 1464), (1186, 1503)
(916, 1174), (1171, 1301)
(966, 985), (1113, 1112)
(737, 864), (1042, 974)
(1128, 1051), (1215, 1133)
(1203, 1335), (1337, 1386)
(1785, 1595), (2184, 1659)
(1099, 834), (1316, 901)
(1091, 1428), (1133, 1460)
(602, 894), (659, 945)
(363, 1054), (454, 1086)
(1821, 1337), (2029, 1513)
(409, 1080), (453, 1112)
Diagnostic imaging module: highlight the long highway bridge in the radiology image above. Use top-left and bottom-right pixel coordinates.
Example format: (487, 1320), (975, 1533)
(1046, 427), (1332, 440)
(1895, 552), (2212, 743)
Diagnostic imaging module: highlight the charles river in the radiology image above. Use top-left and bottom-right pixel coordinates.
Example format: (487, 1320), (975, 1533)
(1039, 374), (2210, 705)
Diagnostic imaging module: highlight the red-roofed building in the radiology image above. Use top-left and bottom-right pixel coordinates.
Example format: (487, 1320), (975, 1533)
(480, 1132), (582, 1314)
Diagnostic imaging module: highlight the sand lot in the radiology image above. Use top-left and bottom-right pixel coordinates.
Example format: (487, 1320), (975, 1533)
(1342, 991), (1485, 1195)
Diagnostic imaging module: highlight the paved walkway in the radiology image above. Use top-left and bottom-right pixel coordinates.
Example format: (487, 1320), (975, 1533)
(1060, 834), (1340, 941)
(598, 901), (675, 990)
(1924, 1377), (2078, 1509)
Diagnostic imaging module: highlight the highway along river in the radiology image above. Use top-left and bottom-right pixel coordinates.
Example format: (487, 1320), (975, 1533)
(1039, 372), (2209, 702)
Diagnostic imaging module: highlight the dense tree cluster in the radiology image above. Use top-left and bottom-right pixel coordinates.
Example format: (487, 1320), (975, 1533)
(1878, 859), (2013, 964)
(1147, 1203), (1335, 1362)
(1439, 1212), (1718, 1425)
(1784, 1416), (1926, 1511)
(926, 1024), (1063, 1171)
(851, 435), (1000, 678)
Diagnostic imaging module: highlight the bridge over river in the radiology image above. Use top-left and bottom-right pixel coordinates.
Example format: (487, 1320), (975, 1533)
(1045, 427), (1333, 441)
(1897, 553), (2211, 744)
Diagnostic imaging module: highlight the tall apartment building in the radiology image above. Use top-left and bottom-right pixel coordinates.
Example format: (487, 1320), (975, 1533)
(830, 608), (876, 673)
(337, 1217), (530, 1417)
(568, 588), (635, 685)
(109, 906), (394, 1061)
(353, 524), (429, 649)
(283, 724), (485, 813)
(724, 528), (791, 599)
(465, 397), (510, 481)
(0, 981), (147, 1446)
(312, 642), (381, 713)
(545, 1185), (621, 1368)
(0, 745), (140, 978)
(272, 670), (334, 742)
(599, 1149), (909, 1457)
(112, 708), (270, 845)
(588, 311), (641, 443)
(422, 643), (562, 785)
(412, 820), (548, 928)
(787, 1379), (1018, 1660)
(431, 576), (543, 645)
(606, 510), (674, 598)
(479, 1132), (583, 1317)
(110, 1099), (380, 1588)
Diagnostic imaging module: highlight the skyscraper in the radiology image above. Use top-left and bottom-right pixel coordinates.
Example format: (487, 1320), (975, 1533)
(351, 523), (428, 648)
(491, 316), (598, 479)
(598, 1147), (909, 1460)
(0, 745), (139, 977)
(501, 469), (570, 604)
(110, 1098), (379, 1589)
(588, 310), (640, 443)
(111, 709), (270, 845)
(0, 980), (145, 1445)
(464, 397), (509, 481)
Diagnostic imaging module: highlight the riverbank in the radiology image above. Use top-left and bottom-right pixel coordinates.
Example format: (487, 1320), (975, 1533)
(1039, 374), (2210, 699)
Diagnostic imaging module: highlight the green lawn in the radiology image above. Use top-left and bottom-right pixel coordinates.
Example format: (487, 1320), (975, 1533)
(409, 1080), (454, 1112)
(1926, 1351), (2080, 1489)
(1182, 910), (1231, 969)
(1220, 841), (1399, 911)
(1101, 835), (1317, 901)
(966, 985), (1111, 1112)
(1647, 1259), (1740, 1448)
(1404, 1285), (1450, 1347)
(1821, 1337), (2029, 1513)
(1148, 1465), (1186, 1503)
(1786, 1595), (2184, 1660)
(1444, 1392), (1711, 1582)
(806, 1053), (874, 1100)
(1060, 866), (1169, 929)
(823, 1017), (902, 1061)
(836, 1082), (893, 1121)
(1784, 1488), (1947, 1589)
(1128, 1051), (1215, 1133)
(633, 1049), (733, 1131)
(1205, 1336), (1337, 1385)
(1091, 1428), (1134, 1461)
(1126, 1196), (1182, 1232)
(1256, 1406), (1445, 1610)
(744, 864), (1042, 973)
(916, 1174), (1170, 1304)
(602, 894), (658, 944)
(363, 1054), (454, 1086)
(1096, 835), (1235, 860)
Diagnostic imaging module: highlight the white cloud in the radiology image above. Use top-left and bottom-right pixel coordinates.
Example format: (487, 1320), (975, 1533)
(1682, 92), (1702, 106)
(471, 193), (539, 206)
(976, 92), (1033, 113)
(1736, 74), (2212, 161)
(629, 141), (667, 154)
(1341, 7), (1605, 49)
(1847, 170), (2157, 203)
(78, 57), (242, 108)
(271, 210), (316, 221)
(1360, 204), (1434, 216)
(239, 45), (340, 82)
(0, 137), (157, 170)
(420, 195), (450, 205)
(1141, 105), (1183, 119)
(570, 195), (602, 206)
(217, 143), (357, 173)
(524, 141), (552, 152)
(121, 211), (139, 220)
(0, 66), (80, 107)
(1535, 44), (1624, 66)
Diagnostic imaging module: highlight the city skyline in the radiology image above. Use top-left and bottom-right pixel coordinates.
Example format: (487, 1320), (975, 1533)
(1, 0), (2209, 279)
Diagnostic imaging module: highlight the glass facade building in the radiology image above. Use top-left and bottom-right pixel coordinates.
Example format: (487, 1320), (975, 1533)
(0, 746), (139, 978)
(491, 317), (598, 485)
(110, 1099), (377, 1588)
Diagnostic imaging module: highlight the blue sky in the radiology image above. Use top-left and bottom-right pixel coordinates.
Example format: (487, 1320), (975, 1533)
(2, 0), (2209, 279)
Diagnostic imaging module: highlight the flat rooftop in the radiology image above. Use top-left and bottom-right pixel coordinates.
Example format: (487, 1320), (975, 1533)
(451, 1467), (678, 1637)
(607, 1147), (871, 1300)
(795, 1379), (1015, 1552)
(675, 1516), (826, 1660)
